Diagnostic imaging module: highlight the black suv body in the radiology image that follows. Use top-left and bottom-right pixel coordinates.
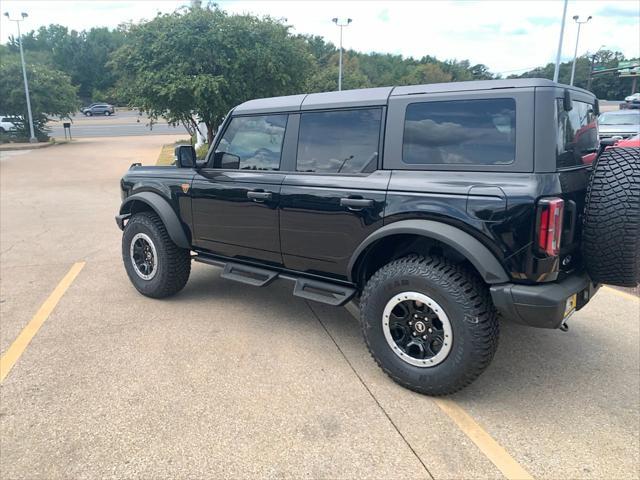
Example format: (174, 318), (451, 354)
(116, 79), (609, 394)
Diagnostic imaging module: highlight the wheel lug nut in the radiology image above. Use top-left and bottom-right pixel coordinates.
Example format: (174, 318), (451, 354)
(412, 332), (417, 337)
(422, 335), (427, 340)
(408, 321), (413, 326)
(428, 328), (433, 333)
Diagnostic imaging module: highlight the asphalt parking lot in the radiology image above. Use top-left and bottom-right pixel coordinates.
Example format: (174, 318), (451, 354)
(48, 110), (190, 138)
(1, 135), (638, 479)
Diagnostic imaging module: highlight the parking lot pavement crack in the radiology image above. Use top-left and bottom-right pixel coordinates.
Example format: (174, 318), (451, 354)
(305, 300), (435, 480)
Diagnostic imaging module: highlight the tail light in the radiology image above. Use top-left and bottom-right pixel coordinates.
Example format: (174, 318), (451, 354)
(537, 198), (564, 256)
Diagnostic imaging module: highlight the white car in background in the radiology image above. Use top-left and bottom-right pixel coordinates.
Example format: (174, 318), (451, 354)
(0, 116), (20, 133)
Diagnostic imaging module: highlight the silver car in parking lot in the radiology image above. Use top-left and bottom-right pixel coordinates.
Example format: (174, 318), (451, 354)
(598, 110), (640, 145)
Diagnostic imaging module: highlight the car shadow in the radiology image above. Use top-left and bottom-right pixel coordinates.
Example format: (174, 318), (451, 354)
(171, 265), (632, 402)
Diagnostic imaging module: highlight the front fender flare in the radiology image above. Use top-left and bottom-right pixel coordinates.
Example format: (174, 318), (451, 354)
(348, 220), (510, 284)
(118, 192), (190, 249)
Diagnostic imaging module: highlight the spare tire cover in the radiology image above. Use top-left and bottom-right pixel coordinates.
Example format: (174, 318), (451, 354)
(582, 147), (640, 287)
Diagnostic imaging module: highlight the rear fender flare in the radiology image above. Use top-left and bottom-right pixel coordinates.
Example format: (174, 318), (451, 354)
(348, 220), (510, 284)
(119, 192), (190, 249)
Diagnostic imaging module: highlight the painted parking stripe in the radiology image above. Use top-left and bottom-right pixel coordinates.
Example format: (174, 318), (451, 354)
(434, 398), (534, 480)
(602, 286), (639, 302)
(0, 262), (85, 383)
(345, 301), (533, 480)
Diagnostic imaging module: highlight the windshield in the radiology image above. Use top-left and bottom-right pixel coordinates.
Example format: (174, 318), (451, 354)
(598, 113), (640, 126)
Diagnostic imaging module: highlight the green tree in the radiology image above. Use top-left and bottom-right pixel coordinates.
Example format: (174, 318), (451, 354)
(402, 63), (453, 85)
(9, 24), (126, 102)
(306, 53), (371, 92)
(0, 57), (78, 140)
(111, 6), (314, 143)
(509, 49), (633, 99)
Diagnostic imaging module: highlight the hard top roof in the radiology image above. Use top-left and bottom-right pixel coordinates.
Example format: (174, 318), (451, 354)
(233, 78), (593, 115)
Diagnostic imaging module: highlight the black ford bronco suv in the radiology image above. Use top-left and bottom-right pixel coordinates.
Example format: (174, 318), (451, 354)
(117, 79), (640, 395)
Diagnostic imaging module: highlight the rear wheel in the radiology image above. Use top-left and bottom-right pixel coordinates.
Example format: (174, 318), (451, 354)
(360, 255), (499, 396)
(122, 211), (191, 298)
(582, 147), (640, 286)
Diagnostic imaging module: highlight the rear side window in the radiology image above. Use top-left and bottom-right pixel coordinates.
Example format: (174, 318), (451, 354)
(556, 100), (598, 168)
(296, 109), (381, 173)
(402, 98), (516, 166)
(214, 115), (287, 170)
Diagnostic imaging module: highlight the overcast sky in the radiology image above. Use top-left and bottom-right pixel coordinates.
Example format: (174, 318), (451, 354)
(1, 0), (638, 75)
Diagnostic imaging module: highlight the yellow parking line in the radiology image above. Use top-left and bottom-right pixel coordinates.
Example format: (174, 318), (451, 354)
(434, 398), (535, 480)
(345, 302), (533, 479)
(0, 262), (85, 383)
(603, 286), (639, 302)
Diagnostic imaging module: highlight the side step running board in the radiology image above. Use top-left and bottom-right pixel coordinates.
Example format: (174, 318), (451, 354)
(289, 277), (356, 306)
(220, 262), (278, 287)
(194, 255), (356, 306)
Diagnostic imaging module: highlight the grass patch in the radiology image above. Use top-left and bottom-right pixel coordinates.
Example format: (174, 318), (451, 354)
(156, 140), (190, 166)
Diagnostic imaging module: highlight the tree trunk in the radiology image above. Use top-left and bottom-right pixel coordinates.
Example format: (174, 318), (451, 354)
(206, 123), (215, 145)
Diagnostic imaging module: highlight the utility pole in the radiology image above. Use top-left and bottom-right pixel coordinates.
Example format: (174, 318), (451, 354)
(4, 12), (37, 143)
(570, 15), (592, 86)
(332, 17), (352, 91)
(553, 0), (568, 83)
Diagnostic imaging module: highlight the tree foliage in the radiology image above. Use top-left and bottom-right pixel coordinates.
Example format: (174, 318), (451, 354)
(8, 25), (126, 102)
(509, 49), (636, 100)
(110, 6), (314, 142)
(0, 53), (78, 139)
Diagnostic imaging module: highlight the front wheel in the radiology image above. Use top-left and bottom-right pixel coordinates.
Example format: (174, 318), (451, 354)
(85, 111), (92, 117)
(360, 255), (499, 396)
(122, 211), (191, 298)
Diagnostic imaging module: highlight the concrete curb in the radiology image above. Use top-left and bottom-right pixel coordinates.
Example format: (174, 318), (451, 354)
(0, 141), (70, 152)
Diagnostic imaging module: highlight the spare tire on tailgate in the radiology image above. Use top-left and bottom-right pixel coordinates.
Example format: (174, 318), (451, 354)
(582, 147), (640, 287)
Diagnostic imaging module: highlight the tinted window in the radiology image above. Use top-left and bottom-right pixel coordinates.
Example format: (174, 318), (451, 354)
(296, 109), (381, 173)
(402, 99), (516, 166)
(215, 115), (287, 170)
(556, 100), (598, 168)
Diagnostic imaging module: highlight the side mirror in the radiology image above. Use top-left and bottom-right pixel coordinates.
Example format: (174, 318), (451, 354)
(593, 99), (600, 115)
(174, 145), (196, 168)
(563, 89), (573, 112)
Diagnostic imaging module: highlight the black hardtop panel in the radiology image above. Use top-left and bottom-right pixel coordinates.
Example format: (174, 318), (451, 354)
(232, 79), (593, 115)
(301, 86), (394, 110)
(391, 78), (594, 97)
(233, 93), (307, 115)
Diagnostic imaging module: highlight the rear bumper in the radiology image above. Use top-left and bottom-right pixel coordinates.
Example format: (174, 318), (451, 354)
(490, 273), (600, 329)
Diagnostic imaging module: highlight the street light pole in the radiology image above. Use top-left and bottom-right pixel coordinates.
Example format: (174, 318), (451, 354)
(332, 17), (352, 91)
(553, 0), (568, 83)
(4, 12), (37, 143)
(570, 15), (592, 86)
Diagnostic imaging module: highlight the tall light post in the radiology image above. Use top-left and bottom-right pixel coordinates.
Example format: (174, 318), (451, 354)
(570, 15), (592, 86)
(332, 17), (352, 91)
(4, 12), (37, 143)
(553, 0), (568, 83)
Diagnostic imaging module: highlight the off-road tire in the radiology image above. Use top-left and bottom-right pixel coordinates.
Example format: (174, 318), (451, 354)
(122, 211), (191, 298)
(583, 147), (640, 287)
(360, 255), (499, 396)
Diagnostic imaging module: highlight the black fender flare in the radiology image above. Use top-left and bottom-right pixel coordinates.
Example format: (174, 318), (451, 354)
(348, 219), (510, 284)
(118, 192), (190, 249)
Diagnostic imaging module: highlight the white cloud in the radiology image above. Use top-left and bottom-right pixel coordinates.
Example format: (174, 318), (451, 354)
(1, 0), (638, 75)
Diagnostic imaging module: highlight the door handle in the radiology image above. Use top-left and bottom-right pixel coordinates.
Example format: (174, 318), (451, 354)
(340, 197), (374, 210)
(247, 190), (272, 202)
